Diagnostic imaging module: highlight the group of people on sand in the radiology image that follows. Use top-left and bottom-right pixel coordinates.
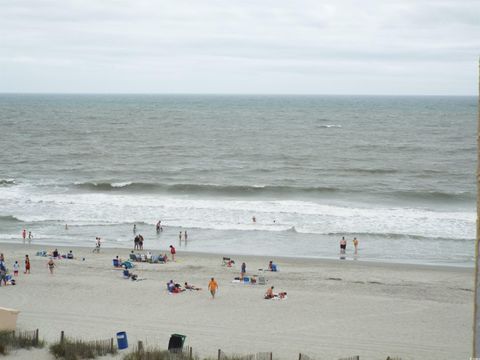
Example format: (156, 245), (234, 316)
(0, 246), (80, 284)
(167, 280), (202, 293)
(164, 278), (218, 299)
(264, 286), (287, 300)
(339, 236), (359, 255)
(0, 253), (30, 285)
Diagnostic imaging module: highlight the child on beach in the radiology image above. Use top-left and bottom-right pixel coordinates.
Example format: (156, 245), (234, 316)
(13, 261), (19, 276)
(47, 258), (56, 275)
(28, 231), (33, 244)
(24, 255), (30, 274)
(241, 262), (246, 279)
(208, 277), (218, 299)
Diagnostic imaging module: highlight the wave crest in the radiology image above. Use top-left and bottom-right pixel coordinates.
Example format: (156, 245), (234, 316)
(73, 182), (340, 196)
(0, 179), (16, 186)
(0, 215), (24, 223)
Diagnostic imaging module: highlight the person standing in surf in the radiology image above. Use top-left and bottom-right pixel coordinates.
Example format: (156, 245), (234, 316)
(340, 237), (347, 254)
(28, 231), (33, 244)
(353, 237), (359, 255)
(184, 230), (188, 242)
(22, 229), (26, 244)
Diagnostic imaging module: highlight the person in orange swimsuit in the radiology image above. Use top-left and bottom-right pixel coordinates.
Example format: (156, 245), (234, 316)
(208, 277), (218, 299)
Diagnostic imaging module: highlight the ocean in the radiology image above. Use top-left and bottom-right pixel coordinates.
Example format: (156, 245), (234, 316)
(0, 94), (476, 266)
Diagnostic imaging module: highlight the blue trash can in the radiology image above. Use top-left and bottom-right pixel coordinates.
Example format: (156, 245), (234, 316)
(116, 331), (128, 350)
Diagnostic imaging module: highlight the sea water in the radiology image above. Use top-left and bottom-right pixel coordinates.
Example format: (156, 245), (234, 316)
(0, 94), (476, 266)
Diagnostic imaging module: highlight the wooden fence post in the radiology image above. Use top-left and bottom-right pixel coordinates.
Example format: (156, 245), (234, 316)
(138, 340), (144, 352)
(60, 331), (64, 344)
(110, 338), (114, 353)
(189, 346), (193, 359)
(218, 348), (221, 360)
(35, 329), (39, 345)
(298, 353), (302, 360)
(270, 352), (273, 360)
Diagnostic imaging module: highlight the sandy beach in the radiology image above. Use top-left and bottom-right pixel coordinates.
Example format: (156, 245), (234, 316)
(0, 243), (473, 360)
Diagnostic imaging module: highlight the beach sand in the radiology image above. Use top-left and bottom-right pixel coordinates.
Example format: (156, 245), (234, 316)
(0, 243), (473, 360)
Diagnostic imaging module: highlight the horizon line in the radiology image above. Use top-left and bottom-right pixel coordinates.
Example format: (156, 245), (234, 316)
(0, 92), (476, 97)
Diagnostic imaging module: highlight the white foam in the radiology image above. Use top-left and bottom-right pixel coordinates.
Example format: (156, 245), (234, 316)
(0, 184), (474, 241)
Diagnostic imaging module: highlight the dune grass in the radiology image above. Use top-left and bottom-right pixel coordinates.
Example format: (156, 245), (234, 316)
(49, 337), (116, 360)
(0, 330), (44, 356)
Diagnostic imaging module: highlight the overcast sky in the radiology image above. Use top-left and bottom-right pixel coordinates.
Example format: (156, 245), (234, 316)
(0, 0), (479, 95)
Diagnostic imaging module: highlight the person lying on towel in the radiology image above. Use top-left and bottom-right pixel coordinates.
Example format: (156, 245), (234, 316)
(184, 282), (202, 290)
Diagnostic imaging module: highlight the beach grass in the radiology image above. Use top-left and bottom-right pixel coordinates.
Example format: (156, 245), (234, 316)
(123, 347), (194, 360)
(0, 330), (44, 355)
(49, 337), (116, 359)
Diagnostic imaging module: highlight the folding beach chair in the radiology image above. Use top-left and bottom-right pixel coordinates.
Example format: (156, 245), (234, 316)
(258, 276), (266, 285)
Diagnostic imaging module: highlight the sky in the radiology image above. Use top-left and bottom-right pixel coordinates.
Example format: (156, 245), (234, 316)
(0, 0), (479, 95)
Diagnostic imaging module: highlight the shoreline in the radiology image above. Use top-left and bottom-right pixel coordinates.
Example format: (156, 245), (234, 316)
(0, 238), (474, 270)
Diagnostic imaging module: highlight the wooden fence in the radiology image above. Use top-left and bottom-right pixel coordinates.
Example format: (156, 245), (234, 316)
(218, 349), (272, 360)
(52, 330), (116, 358)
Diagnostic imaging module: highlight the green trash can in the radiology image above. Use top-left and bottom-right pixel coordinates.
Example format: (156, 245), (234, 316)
(168, 334), (186, 350)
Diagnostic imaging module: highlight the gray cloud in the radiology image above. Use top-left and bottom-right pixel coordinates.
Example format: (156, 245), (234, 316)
(0, 0), (478, 94)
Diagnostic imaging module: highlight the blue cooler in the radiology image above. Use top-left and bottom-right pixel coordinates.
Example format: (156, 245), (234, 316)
(116, 331), (128, 350)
